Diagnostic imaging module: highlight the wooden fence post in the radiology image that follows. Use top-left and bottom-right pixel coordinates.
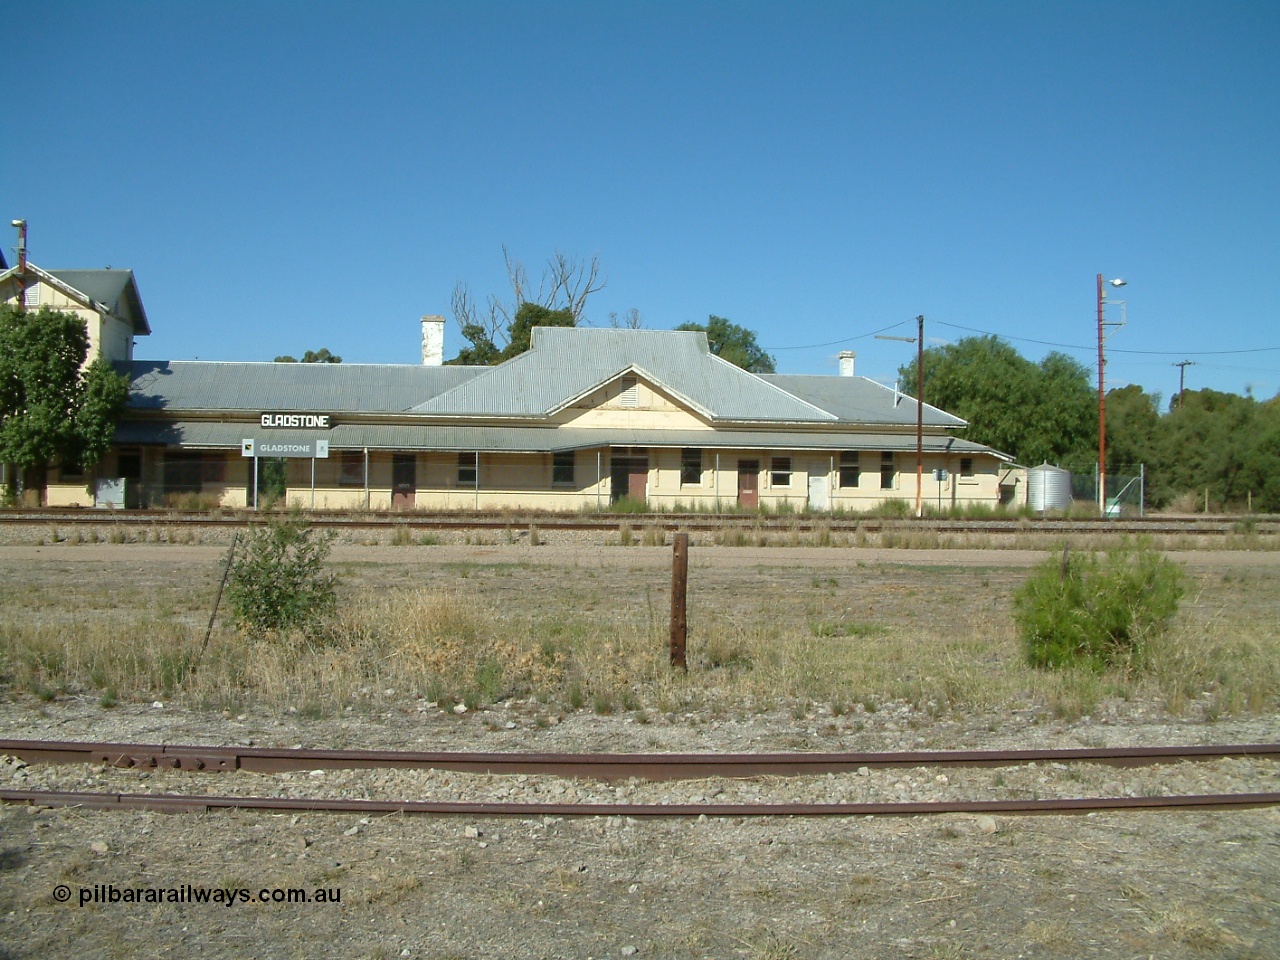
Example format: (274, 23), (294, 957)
(670, 532), (688, 670)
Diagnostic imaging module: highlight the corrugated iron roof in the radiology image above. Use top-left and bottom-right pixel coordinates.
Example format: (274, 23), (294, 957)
(761, 374), (966, 428)
(47, 269), (151, 335)
(410, 328), (838, 423)
(123, 360), (483, 413)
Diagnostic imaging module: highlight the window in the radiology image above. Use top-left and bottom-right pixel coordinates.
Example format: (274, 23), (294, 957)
(771, 456), (792, 488)
(619, 376), (639, 408)
(339, 451), (364, 486)
(458, 452), (477, 486)
(201, 455), (226, 483)
(59, 458), (85, 481)
(880, 451), (895, 490)
(22, 284), (39, 307)
(838, 451), (860, 489)
(552, 451), (575, 485)
(960, 457), (975, 479)
(681, 448), (702, 486)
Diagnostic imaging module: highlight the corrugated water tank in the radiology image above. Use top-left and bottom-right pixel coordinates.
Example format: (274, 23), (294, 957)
(1027, 463), (1072, 513)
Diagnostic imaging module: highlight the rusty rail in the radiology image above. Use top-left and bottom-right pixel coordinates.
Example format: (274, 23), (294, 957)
(2, 738), (1277, 780)
(2, 788), (1278, 818)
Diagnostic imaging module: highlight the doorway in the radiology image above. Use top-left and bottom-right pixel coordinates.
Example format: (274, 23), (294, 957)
(392, 454), (416, 509)
(610, 452), (648, 505)
(737, 460), (759, 509)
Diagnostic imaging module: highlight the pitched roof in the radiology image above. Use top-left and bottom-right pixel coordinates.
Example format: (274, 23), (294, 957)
(47, 269), (150, 334)
(411, 327), (838, 423)
(123, 360), (482, 413)
(0, 263), (151, 335)
(761, 375), (966, 428)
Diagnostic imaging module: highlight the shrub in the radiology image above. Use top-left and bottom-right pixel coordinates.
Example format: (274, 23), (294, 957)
(227, 516), (337, 633)
(1014, 547), (1184, 672)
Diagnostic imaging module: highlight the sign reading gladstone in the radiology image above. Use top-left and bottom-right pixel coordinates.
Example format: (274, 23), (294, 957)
(260, 413), (332, 429)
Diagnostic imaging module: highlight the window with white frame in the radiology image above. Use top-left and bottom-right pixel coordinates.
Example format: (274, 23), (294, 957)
(880, 451), (895, 489)
(619, 376), (639, 407)
(771, 456), (792, 487)
(22, 284), (39, 307)
(838, 451), (860, 488)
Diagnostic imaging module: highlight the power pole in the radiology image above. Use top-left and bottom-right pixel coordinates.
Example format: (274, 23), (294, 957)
(1173, 360), (1196, 408)
(915, 314), (924, 519)
(1096, 275), (1127, 515)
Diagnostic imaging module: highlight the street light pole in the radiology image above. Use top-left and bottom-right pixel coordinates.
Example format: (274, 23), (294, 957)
(1097, 274), (1106, 514)
(1096, 274), (1127, 515)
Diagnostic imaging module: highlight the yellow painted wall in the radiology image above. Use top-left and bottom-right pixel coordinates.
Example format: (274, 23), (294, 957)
(557, 377), (713, 431)
(1, 279), (134, 362)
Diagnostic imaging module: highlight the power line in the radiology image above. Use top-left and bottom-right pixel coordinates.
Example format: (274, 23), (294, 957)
(765, 320), (912, 351)
(929, 319), (1280, 357)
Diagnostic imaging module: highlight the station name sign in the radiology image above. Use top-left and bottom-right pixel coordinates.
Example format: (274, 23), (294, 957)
(242, 438), (329, 459)
(260, 413), (331, 429)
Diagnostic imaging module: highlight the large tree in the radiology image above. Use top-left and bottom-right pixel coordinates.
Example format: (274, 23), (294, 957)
(898, 335), (1095, 465)
(675, 315), (776, 373)
(0, 305), (129, 495)
(450, 247), (606, 364)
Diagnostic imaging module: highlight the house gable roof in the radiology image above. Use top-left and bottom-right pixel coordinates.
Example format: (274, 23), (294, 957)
(0, 263), (151, 335)
(411, 327), (839, 423)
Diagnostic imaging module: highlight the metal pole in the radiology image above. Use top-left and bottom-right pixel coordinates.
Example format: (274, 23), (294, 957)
(1139, 463), (1145, 518)
(1097, 274), (1106, 515)
(311, 455), (316, 511)
(363, 447), (369, 509)
(670, 532), (688, 670)
(474, 451), (480, 510)
(715, 453), (720, 513)
(253, 455), (258, 511)
(596, 450), (601, 512)
(915, 314), (924, 519)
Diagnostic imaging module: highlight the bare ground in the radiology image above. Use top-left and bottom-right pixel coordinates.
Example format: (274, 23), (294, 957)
(1, 540), (1278, 960)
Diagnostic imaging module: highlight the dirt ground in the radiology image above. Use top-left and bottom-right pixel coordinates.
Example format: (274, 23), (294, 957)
(1, 540), (1278, 960)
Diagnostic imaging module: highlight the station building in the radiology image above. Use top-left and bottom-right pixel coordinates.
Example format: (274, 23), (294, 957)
(3, 256), (1018, 512)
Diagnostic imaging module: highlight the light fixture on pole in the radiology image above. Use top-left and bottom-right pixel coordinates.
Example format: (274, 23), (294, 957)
(1097, 275), (1126, 515)
(876, 315), (926, 518)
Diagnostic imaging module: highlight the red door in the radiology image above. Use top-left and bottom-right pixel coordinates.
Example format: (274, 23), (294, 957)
(737, 460), (759, 509)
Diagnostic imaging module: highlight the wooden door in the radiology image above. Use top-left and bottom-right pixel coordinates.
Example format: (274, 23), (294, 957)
(392, 454), (416, 509)
(737, 460), (759, 509)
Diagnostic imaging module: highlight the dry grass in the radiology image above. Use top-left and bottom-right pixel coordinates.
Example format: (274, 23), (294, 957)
(1, 551), (1277, 722)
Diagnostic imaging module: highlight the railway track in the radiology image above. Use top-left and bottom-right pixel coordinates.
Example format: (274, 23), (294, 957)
(2, 508), (1276, 537)
(3, 739), (1277, 818)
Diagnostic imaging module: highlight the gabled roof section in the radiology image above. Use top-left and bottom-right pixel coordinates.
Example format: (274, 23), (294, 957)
(48, 269), (151, 335)
(0, 262), (152, 335)
(761, 374), (967, 428)
(122, 360), (484, 413)
(411, 327), (838, 423)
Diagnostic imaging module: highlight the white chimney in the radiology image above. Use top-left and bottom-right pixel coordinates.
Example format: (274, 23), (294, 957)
(421, 315), (445, 366)
(838, 351), (856, 377)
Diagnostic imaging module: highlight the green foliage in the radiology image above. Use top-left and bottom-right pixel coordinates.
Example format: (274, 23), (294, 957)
(274, 348), (342, 363)
(453, 302), (575, 365)
(1014, 547), (1184, 672)
(0, 306), (128, 478)
(899, 335), (1095, 465)
(675, 315), (776, 373)
(227, 517), (338, 634)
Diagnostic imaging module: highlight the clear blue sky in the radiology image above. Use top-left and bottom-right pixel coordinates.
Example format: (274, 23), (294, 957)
(4, 1), (1277, 406)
